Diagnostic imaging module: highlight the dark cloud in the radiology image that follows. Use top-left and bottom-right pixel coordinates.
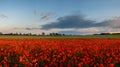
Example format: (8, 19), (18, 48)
(25, 28), (33, 30)
(58, 31), (80, 34)
(24, 28), (40, 30)
(33, 7), (54, 20)
(40, 14), (120, 30)
(0, 14), (8, 19)
(41, 12), (54, 20)
(41, 14), (97, 30)
(14, 27), (40, 30)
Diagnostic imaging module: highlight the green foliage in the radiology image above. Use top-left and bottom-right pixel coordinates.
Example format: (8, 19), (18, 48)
(115, 62), (120, 67)
(0, 55), (4, 62)
(17, 62), (25, 67)
(7, 52), (20, 66)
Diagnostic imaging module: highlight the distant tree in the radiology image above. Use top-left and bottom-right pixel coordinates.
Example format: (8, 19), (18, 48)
(0, 32), (3, 35)
(25, 33), (32, 36)
(63, 34), (65, 36)
(15, 33), (18, 35)
(28, 33), (32, 36)
(50, 33), (53, 36)
(38, 34), (41, 36)
(19, 33), (22, 35)
(10, 33), (13, 35)
(42, 32), (45, 36)
(55, 33), (58, 36)
(49, 33), (63, 36)
(23, 33), (25, 36)
(100, 33), (110, 35)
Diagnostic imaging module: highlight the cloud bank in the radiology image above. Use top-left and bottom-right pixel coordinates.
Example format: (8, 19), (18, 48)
(40, 14), (120, 30)
(41, 14), (96, 29)
(15, 13), (120, 34)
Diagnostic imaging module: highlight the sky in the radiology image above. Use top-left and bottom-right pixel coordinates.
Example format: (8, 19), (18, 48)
(0, 0), (120, 34)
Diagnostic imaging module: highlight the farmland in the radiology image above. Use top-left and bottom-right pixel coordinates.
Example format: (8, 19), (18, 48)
(0, 38), (120, 67)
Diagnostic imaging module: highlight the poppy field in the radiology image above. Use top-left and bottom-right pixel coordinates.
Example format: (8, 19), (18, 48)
(0, 38), (120, 67)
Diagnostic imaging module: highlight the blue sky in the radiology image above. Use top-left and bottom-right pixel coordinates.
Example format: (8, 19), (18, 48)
(0, 0), (120, 34)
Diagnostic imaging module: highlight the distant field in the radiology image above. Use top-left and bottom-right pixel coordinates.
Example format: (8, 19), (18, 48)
(0, 35), (120, 38)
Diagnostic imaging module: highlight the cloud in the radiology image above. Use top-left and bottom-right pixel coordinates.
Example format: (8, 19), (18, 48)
(93, 17), (120, 29)
(25, 28), (33, 30)
(106, 17), (120, 28)
(58, 27), (102, 35)
(34, 7), (39, 15)
(40, 14), (120, 30)
(41, 14), (97, 30)
(41, 12), (54, 20)
(25, 27), (41, 30)
(33, 7), (54, 20)
(14, 27), (40, 30)
(0, 14), (8, 19)
(58, 31), (80, 34)
(14, 13), (120, 34)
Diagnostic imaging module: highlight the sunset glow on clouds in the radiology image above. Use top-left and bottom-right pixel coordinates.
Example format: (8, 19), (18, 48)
(0, 0), (120, 34)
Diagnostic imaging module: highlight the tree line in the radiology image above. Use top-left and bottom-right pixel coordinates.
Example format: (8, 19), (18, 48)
(0, 32), (66, 36)
(0, 32), (120, 36)
(94, 33), (120, 35)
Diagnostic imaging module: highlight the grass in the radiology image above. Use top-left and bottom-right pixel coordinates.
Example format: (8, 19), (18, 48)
(0, 35), (120, 38)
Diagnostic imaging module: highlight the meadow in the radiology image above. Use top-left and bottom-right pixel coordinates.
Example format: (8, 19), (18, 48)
(0, 35), (120, 67)
(1, 34), (120, 38)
